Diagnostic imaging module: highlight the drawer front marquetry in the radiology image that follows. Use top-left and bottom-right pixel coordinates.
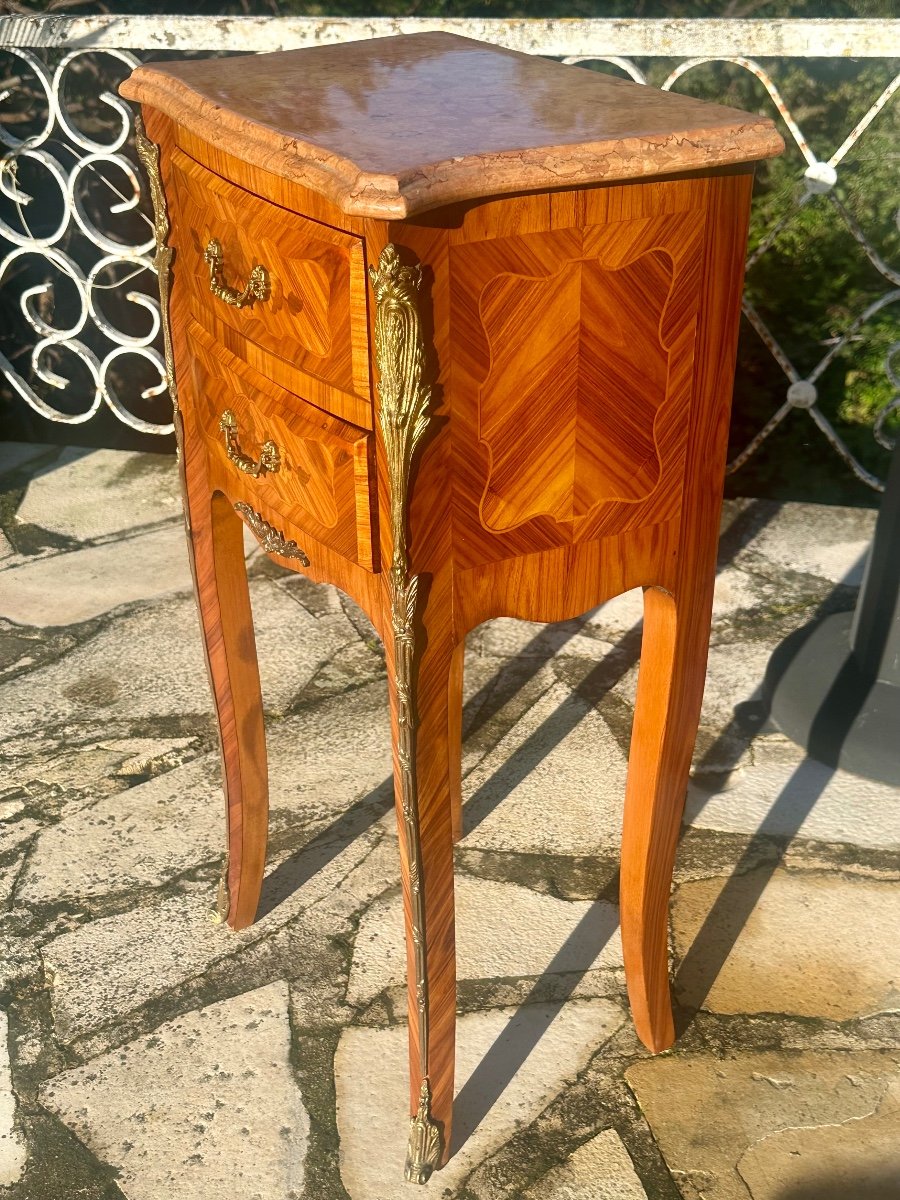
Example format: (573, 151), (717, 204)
(188, 319), (377, 571)
(171, 147), (372, 427)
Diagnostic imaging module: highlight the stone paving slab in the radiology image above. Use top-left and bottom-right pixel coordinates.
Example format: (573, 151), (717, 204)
(0, 737), (199, 836)
(685, 743), (900, 849)
(626, 1050), (900, 1200)
(17, 754), (224, 905)
(467, 618), (615, 662)
(0, 929), (39, 996)
(585, 564), (768, 639)
(0, 577), (361, 747)
(522, 1128), (649, 1199)
(457, 654), (560, 784)
(0, 442), (51, 480)
(0, 816), (39, 860)
(673, 867), (900, 1020)
(265, 682), (390, 826)
(43, 827), (385, 1047)
(1, 524), (192, 627)
(612, 640), (776, 737)
(732, 499), (876, 586)
(0, 854), (25, 909)
(0, 521), (262, 629)
(1, 445), (896, 1199)
(335, 999), (626, 1199)
(707, 564), (766, 618)
(347, 875), (622, 1009)
(735, 1084), (900, 1200)
(15, 448), (182, 542)
(44, 890), (231, 1042)
(460, 681), (628, 855)
(41, 982), (308, 1200)
(586, 587), (644, 636)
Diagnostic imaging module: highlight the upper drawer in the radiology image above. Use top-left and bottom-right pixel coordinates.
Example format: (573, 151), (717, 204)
(169, 147), (372, 427)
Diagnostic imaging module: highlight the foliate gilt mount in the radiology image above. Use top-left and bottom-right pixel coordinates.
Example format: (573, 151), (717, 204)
(369, 244), (441, 1184)
(133, 115), (178, 417)
(234, 502), (310, 565)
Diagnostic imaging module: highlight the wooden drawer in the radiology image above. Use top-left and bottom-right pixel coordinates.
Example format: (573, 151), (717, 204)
(171, 146), (372, 428)
(187, 319), (377, 571)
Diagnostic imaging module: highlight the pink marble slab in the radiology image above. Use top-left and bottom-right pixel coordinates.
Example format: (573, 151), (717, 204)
(122, 32), (783, 218)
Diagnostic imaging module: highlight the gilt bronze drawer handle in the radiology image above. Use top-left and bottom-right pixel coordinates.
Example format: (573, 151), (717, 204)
(204, 238), (269, 308)
(219, 409), (280, 477)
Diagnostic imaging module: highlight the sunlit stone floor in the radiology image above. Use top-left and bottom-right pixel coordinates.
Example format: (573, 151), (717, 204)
(0, 441), (897, 1199)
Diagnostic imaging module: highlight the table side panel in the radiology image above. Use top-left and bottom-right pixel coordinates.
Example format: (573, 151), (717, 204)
(446, 176), (710, 574)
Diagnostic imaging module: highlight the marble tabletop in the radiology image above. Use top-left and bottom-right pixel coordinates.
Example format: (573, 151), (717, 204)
(122, 32), (783, 218)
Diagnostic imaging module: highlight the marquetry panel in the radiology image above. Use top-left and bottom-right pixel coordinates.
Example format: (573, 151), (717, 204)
(448, 192), (708, 568)
(188, 318), (377, 570)
(477, 247), (675, 528)
(170, 147), (371, 421)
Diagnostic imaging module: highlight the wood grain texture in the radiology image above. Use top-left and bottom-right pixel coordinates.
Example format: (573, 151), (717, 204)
(172, 124), (372, 238)
(456, 521), (677, 633)
(620, 170), (754, 1051)
(199, 486), (270, 932)
(474, 246), (673, 523)
(170, 146), (371, 422)
(176, 419), (270, 931)
(120, 32), (783, 218)
(366, 218), (460, 1160)
(146, 111), (270, 931)
(188, 317), (377, 571)
(152, 107), (383, 933)
(448, 179), (707, 570)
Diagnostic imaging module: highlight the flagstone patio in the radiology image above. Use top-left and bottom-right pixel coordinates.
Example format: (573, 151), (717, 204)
(0, 440), (897, 1200)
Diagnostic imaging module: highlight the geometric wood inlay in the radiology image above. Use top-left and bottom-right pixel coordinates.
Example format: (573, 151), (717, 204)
(170, 147), (369, 407)
(186, 317), (377, 569)
(478, 249), (676, 532)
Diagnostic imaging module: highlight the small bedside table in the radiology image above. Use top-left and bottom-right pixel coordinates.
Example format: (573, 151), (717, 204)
(122, 34), (781, 1183)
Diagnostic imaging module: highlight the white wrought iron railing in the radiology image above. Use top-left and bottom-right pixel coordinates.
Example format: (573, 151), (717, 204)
(0, 16), (897, 487)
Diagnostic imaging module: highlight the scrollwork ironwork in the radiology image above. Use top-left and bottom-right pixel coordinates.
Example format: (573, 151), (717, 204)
(0, 48), (173, 434)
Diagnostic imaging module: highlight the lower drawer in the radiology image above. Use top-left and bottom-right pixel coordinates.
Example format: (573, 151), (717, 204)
(187, 319), (378, 571)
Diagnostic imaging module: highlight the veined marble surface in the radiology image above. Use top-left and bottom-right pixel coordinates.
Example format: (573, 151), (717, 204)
(121, 32), (783, 217)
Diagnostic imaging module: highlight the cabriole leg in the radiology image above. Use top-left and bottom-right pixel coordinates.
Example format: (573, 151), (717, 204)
(620, 582), (713, 1052)
(185, 473), (269, 932)
(448, 639), (465, 844)
(386, 605), (458, 1182)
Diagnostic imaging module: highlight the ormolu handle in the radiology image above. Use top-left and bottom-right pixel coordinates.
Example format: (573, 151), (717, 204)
(204, 238), (268, 308)
(219, 409), (280, 477)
